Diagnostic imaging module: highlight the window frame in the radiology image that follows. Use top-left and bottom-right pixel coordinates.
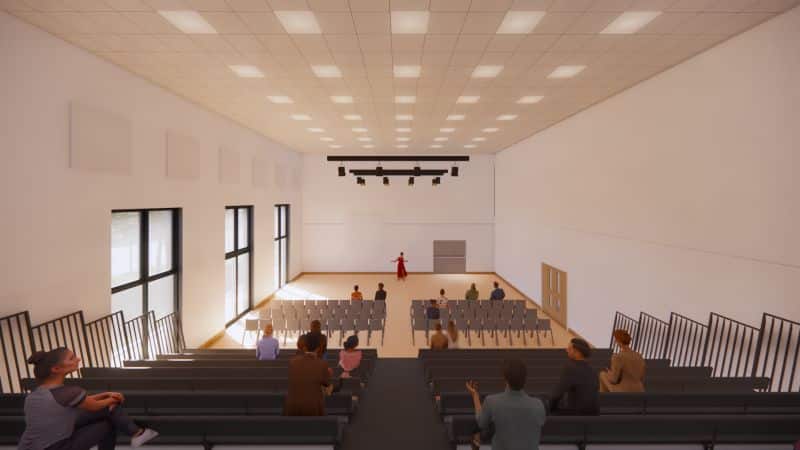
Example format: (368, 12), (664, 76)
(225, 205), (254, 326)
(110, 207), (182, 320)
(274, 204), (290, 288)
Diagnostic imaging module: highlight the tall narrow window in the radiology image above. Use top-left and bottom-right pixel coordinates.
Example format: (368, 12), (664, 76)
(111, 208), (181, 354)
(225, 206), (253, 324)
(274, 204), (290, 288)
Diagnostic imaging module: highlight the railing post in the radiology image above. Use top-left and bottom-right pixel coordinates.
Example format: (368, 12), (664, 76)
(700, 312), (713, 367)
(751, 312), (767, 378)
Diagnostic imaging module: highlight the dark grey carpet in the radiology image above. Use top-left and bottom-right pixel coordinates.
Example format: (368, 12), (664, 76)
(341, 358), (452, 450)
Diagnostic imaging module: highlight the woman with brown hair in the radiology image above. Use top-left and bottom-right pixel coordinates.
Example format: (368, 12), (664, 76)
(599, 329), (646, 392)
(446, 320), (461, 349)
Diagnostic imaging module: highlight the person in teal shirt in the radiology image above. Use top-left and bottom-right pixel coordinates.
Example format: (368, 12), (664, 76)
(466, 359), (546, 450)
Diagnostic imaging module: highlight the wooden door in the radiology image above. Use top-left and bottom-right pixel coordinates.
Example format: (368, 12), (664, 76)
(541, 263), (567, 327)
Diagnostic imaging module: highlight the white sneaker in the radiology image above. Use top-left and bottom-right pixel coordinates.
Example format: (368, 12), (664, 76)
(131, 429), (159, 448)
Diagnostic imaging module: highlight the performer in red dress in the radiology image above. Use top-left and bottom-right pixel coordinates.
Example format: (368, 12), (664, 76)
(392, 252), (408, 280)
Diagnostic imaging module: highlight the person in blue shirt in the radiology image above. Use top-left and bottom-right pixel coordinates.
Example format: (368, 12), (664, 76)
(489, 281), (506, 301)
(256, 324), (280, 360)
(466, 359), (546, 450)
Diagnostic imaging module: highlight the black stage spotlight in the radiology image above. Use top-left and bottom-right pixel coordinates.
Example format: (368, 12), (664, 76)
(451, 166), (459, 177)
(357, 177), (365, 186)
(432, 177), (441, 186)
(338, 166), (346, 177)
(376, 165), (383, 176)
(383, 176), (389, 185)
(414, 166), (421, 176)
(408, 177), (414, 186)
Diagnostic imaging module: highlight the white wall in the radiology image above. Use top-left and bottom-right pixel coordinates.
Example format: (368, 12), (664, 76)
(0, 12), (303, 346)
(302, 154), (495, 273)
(495, 7), (800, 346)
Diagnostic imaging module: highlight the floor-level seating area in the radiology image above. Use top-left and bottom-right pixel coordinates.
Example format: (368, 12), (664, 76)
(411, 300), (554, 346)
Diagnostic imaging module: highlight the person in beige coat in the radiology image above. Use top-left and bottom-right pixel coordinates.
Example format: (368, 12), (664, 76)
(599, 329), (646, 392)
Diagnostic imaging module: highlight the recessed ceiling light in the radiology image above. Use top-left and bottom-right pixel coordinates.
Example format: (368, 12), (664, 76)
(471, 65), (503, 78)
(440, 128), (455, 133)
(331, 95), (353, 104)
(396, 128), (411, 133)
(267, 95), (293, 104)
(352, 127), (368, 133)
(312, 65), (342, 78)
(329, 144), (342, 149)
(362, 144), (375, 149)
(517, 95), (544, 104)
(274, 10), (322, 34)
(496, 11), (546, 34)
(464, 144), (477, 148)
(394, 65), (421, 78)
(396, 137), (410, 141)
(320, 137), (334, 142)
(472, 137), (486, 142)
(548, 65), (586, 79)
(395, 144), (409, 148)
(229, 65), (264, 78)
(396, 114), (414, 121)
(307, 127), (324, 133)
(290, 114), (312, 121)
(158, 11), (217, 34)
(446, 114), (465, 121)
(601, 11), (661, 34)
(344, 114), (362, 121)
(482, 127), (499, 133)
(430, 144), (443, 148)
(395, 95), (416, 104)
(434, 137), (448, 142)
(497, 114), (517, 121)
(356, 137), (372, 142)
(456, 96), (480, 104)
(391, 11), (430, 34)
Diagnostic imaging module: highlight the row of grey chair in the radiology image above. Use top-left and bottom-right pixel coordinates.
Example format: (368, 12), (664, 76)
(410, 301), (553, 346)
(244, 315), (386, 347)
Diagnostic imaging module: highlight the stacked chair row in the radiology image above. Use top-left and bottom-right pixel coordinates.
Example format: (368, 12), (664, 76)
(421, 349), (799, 450)
(4, 348), (377, 448)
(410, 299), (554, 346)
(246, 300), (387, 346)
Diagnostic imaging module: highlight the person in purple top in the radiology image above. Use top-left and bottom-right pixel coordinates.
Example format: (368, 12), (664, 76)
(256, 324), (280, 360)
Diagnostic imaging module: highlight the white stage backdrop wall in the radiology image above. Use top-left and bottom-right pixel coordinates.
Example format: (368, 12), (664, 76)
(495, 6), (800, 346)
(0, 12), (303, 346)
(302, 154), (495, 273)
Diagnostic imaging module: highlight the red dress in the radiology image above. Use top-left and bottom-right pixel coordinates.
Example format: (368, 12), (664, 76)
(396, 256), (408, 280)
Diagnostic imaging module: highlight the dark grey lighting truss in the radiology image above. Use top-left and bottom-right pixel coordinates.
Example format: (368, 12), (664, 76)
(328, 155), (469, 178)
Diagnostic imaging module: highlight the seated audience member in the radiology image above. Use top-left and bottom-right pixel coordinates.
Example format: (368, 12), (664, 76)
(430, 323), (449, 350)
(599, 329), (645, 393)
(438, 288), (448, 306)
(550, 338), (599, 415)
(256, 324), (280, 360)
(466, 360), (546, 450)
(465, 283), (479, 301)
(426, 299), (440, 321)
(339, 335), (363, 378)
(307, 320), (328, 357)
(490, 281), (506, 301)
(351, 285), (363, 301)
(446, 320), (461, 349)
(19, 348), (158, 450)
(295, 334), (307, 355)
(374, 282), (387, 301)
(284, 333), (332, 416)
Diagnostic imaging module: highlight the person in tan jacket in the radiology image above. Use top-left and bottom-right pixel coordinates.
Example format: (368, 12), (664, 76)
(599, 329), (646, 393)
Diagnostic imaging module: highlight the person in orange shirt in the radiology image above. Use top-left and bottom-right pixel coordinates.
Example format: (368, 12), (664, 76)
(350, 285), (363, 301)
